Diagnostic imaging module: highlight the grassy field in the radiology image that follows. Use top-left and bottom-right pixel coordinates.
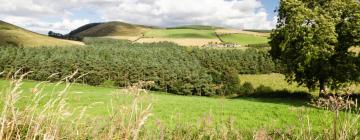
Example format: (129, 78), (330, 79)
(219, 33), (269, 45)
(0, 78), (337, 133)
(0, 20), (84, 47)
(144, 29), (218, 39)
(239, 74), (308, 92)
(167, 25), (222, 30)
(240, 73), (360, 93)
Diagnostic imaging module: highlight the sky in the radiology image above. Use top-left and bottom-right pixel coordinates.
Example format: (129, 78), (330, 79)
(0, 0), (279, 34)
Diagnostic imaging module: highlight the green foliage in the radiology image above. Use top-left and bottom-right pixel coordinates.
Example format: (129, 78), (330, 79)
(0, 39), (278, 96)
(240, 82), (255, 95)
(270, 0), (360, 92)
(191, 48), (278, 74)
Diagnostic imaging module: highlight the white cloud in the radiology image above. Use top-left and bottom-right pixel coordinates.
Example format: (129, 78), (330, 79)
(97, 0), (274, 29)
(0, 0), (276, 34)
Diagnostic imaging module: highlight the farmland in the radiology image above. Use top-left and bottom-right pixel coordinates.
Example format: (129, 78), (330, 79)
(143, 29), (218, 39)
(66, 21), (271, 47)
(219, 33), (269, 45)
(0, 1), (359, 137)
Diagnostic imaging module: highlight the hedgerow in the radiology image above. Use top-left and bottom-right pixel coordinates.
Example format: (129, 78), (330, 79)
(0, 39), (279, 96)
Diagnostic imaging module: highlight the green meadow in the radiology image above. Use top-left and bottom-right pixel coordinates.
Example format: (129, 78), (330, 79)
(219, 33), (269, 45)
(0, 76), (342, 133)
(144, 29), (217, 39)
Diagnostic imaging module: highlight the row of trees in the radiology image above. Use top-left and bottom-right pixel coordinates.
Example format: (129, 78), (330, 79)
(48, 31), (83, 41)
(0, 39), (279, 96)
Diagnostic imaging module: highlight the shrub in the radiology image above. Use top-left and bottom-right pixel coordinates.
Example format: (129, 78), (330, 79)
(240, 82), (255, 95)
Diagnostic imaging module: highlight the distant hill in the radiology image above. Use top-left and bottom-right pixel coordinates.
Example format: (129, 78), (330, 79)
(167, 25), (223, 30)
(243, 29), (272, 33)
(0, 20), (83, 47)
(69, 21), (156, 37)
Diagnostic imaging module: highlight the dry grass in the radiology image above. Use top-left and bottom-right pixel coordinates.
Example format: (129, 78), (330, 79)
(349, 47), (360, 54)
(0, 21), (83, 47)
(0, 71), (153, 139)
(74, 21), (151, 37)
(103, 36), (143, 41)
(136, 38), (221, 46)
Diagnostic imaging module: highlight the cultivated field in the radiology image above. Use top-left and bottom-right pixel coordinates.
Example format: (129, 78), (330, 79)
(143, 29), (218, 39)
(136, 38), (221, 46)
(219, 33), (269, 45)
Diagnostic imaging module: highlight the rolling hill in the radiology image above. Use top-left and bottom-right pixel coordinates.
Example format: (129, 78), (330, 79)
(67, 21), (271, 46)
(0, 20), (83, 47)
(69, 21), (155, 37)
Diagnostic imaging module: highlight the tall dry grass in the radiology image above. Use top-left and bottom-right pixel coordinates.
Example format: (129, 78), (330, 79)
(0, 70), (153, 140)
(0, 70), (359, 139)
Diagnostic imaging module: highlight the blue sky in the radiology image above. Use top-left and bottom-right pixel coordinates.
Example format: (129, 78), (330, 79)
(260, 0), (279, 21)
(0, 0), (280, 34)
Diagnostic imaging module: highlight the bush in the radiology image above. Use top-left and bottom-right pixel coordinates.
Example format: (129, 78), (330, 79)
(240, 82), (255, 95)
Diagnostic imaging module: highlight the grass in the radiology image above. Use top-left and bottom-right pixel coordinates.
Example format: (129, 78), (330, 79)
(0, 20), (83, 47)
(167, 25), (222, 30)
(239, 73), (360, 93)
(144, 29), (218, 39)
(0, 75), (359, 139)
(0, 79), (335, 131)
(239, 73), (309, 92)
(219, 33), (269, 45)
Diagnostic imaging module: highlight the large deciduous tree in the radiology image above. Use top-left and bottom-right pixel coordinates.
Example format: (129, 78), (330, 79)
(270, 0), (360, 94)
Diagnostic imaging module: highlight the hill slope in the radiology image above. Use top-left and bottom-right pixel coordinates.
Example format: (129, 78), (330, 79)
(167, 25), (223, 30)
(0, 20), (83, 47)
(69, 21), (154, 37)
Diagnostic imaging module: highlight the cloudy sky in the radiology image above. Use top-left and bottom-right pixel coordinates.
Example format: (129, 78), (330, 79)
(0, 0), (279, 34)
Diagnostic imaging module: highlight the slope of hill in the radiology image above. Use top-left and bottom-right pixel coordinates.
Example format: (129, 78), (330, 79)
(69, 21), (154, 37)
(0, 20), (83, 47)
(167, 25), (223, 30)
(144, 29), (217, 39)
(68, 21), (271, 47)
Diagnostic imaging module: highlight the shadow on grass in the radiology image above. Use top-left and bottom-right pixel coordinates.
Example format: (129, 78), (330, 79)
(231, 84), (314, 107)
(232, 83), (360, 108)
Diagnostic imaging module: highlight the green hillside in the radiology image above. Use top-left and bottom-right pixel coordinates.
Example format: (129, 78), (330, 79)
(219, 33), (269, 45)
(0, 20), (83, 47)
(69, 21), (154, 37)
(167, 25), (223, 30)
(144, 29), (217, 39)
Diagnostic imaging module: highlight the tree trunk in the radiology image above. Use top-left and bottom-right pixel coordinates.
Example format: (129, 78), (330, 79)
(319, 79), (328, 97)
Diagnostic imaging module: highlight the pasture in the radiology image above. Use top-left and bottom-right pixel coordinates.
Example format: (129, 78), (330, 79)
(0, 78), (335, 133)
(143, 29), (218, 39)
(219, 33), (269, 45)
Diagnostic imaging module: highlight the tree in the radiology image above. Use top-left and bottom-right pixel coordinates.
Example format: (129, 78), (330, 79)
(270, 0), (360, 95)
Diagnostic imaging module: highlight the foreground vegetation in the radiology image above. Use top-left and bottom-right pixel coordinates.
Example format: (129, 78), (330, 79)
(0, 73), (359, 139)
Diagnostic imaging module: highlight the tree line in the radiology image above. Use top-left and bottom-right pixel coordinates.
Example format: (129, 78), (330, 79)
(0, 38), (279, 96)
